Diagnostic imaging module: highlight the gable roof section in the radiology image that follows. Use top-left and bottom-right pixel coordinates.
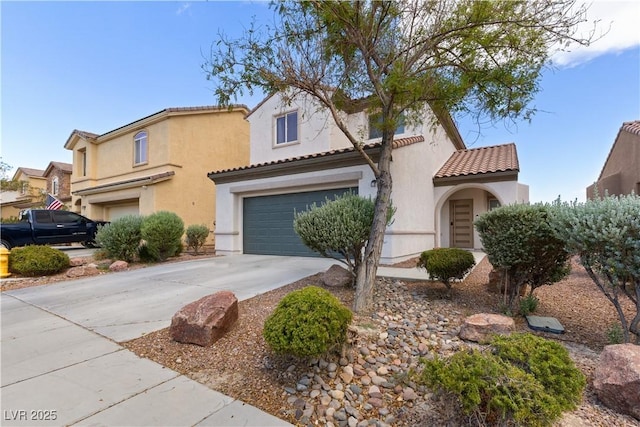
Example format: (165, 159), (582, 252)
(596, 120), (640, 181)
(208, 135), (424, 184)
(44, 161), (73, 176)
(64, 105), (249, 150)
(12, 167), (45, 180)
(433, 143), (519, 186)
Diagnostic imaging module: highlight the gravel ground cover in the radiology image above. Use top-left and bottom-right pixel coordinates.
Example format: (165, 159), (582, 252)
(120, 256), (638, 427)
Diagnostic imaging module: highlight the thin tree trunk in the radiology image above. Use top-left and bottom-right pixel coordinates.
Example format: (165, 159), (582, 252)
(354, 139), (393, 313)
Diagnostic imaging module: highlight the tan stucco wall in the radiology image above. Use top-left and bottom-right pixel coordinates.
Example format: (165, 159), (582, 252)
(67, 109), (249, 243)
(587, 129), (640, 198)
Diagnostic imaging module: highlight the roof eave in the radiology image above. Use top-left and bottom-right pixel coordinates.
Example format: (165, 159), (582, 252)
(433, 170), (519, 186)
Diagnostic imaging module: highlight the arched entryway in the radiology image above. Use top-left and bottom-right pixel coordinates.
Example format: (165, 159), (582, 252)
(434, 184), (503, 249)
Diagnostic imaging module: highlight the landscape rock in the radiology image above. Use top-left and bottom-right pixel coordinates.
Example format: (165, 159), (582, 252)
(109, 260), (129, 271)
(170, 291), (238, 346)
(459, 313), (515, 343)
(593, 343), (640, 420)
(66, 264), (99, 278)
(322, 265), (353, 287)
(69, 258), (86, 267)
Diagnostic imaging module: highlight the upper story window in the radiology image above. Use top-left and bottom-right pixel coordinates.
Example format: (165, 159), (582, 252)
(275, 111), (298, 145)
(134, 131), (148, 165)
(20, 181), (28, 195)
(52, 177), (59, 196)
(79, 149), (87, 177)
(368, 113), (405, 140)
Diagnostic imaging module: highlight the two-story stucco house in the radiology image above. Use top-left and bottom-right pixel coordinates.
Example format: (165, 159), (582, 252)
(586, 120), (640, 199)
(64, 106), (250, 242)
(0, 167), (47, 219)
(208, 93), (529, 263)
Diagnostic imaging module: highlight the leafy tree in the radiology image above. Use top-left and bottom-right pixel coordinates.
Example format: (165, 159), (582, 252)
(551, 194), (640, 344)
(294, 193), (394, 279)
(474, 203), (571, 309)
(205, 0), (593, 312)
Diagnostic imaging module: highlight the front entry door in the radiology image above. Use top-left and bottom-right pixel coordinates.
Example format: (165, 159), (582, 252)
(450, 199), (474, 248)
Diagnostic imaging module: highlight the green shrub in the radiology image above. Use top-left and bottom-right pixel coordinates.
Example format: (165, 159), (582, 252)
(475, 203), (571, 309)
(606, 323), (624, 345)
(263, 286), (353, 358)
(95, 215), (144, 262)
(185, 224), (210, 254)
(519, 294), (539, 316)
(551, 194), (640, 344)
(490, 333), (586, 412)
(417, 248), (475, 294)
(294, 193), (394, 279)
(140, 211), (184, 262)
(9, 245), (70, 276)
(418, 333), (585, 427)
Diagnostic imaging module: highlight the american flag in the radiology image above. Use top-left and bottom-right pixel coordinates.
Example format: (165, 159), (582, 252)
(46, 194), (63, 210)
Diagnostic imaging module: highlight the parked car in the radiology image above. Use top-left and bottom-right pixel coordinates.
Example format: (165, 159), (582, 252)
(0, 209), (108, 250)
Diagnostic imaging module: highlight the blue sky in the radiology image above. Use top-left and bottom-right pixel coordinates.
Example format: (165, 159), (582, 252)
(2, 1), (639, 203)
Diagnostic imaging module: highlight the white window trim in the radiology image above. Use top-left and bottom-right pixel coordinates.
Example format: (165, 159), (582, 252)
(134, 130), (148, 166)
(52, 176), (59, 196)
(273, 110), (299, 147)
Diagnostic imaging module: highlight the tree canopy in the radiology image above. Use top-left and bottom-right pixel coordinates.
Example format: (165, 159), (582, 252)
(204, 0), (594, 312)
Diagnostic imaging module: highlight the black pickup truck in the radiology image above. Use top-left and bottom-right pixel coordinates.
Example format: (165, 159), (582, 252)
(0, 209), (108, 250)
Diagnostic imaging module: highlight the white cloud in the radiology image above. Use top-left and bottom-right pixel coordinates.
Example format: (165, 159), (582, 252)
(551, 0), (640, 67)
(176, 3), (191, 16)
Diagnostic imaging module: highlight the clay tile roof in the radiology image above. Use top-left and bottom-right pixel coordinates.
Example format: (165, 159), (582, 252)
(621, 120), (640, 136)
(74, 130), (99, 139)
(434, 143), (519, 179)
(208, 135), (424, 176)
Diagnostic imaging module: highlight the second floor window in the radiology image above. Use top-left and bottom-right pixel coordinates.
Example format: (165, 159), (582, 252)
(80, 149), (87, 177)
(275, 111), (298, 145)
(368, 113), (405, 140)
(134, 131), (148, 165)
(52, 177), (59, 195)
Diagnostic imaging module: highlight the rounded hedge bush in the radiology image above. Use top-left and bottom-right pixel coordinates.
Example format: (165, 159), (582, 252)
(95, 215), (144, 262)
(263, 286), (353, 358)
(417, 248), (475, 292)
(9, 246), (70, 276)
(140, 211), (184, 262)
(418, 332), (586, 426)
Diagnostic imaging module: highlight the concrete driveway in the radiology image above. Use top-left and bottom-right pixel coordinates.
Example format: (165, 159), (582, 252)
(1, 254), (338, 426)
(4, 254), (339, 342)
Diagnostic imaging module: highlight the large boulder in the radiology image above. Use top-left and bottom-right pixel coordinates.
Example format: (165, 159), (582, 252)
(170, 291), (238, 347)
(593, 343), (640, 420)
(109, 260), (129, 272)
(66, 264), (100, 278)
(322, 264), (353, 287)
(459, 313), (515, 343)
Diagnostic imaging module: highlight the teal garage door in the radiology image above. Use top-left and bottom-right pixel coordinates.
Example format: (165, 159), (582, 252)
(243, 188), (358, 256)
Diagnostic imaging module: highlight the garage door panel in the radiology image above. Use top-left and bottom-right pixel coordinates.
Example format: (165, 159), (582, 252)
(243, 188), (358, 257)
(106, 203), (140, 221)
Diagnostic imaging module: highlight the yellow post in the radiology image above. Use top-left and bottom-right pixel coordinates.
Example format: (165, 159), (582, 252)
(0, 247), (11, 278)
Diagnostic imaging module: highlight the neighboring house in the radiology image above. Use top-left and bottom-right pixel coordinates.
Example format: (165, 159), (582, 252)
(208, 92), (529, 263)
(43, 161), (73, 206)
(64, 106), (250, 243)
(586, 120), (640, 199)
(0, 167), (47, 219)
